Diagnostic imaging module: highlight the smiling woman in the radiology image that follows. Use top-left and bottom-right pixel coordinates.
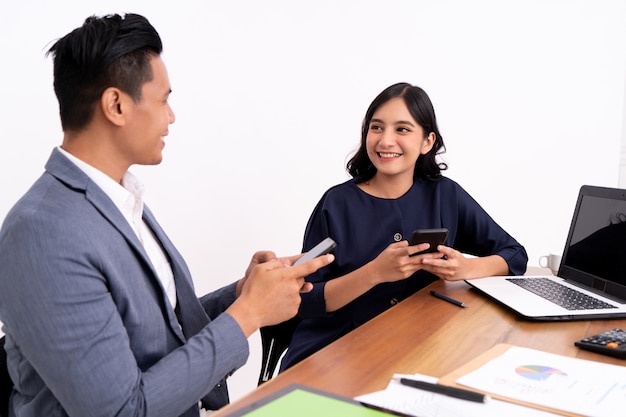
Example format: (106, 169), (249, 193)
(359, 88), (441, 198)
(278, 82), (528, 372)
(360, 107), (435, 197)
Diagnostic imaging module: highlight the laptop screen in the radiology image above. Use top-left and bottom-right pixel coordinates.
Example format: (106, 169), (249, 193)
(560, 186), (626, 301)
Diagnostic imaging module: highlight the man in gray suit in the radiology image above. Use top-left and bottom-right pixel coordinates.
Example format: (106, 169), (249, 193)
(0, 13), (333, 417)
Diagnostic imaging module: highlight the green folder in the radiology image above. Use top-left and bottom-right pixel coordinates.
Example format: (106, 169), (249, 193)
(224, 384), (403, 417)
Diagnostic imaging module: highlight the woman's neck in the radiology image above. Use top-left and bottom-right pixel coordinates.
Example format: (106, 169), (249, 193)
(358, 173), (413, 199)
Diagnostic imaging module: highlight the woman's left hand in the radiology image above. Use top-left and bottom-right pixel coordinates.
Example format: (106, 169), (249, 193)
(421, 246), (509, 281)
(420, 245), (468, 281)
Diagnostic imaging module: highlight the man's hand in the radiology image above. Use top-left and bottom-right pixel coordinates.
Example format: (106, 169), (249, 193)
(236, 251), (278, 297)
(227, 253), (334, 337)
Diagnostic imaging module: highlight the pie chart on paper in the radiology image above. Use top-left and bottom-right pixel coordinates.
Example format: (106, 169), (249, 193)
(515, 365), (567, 381)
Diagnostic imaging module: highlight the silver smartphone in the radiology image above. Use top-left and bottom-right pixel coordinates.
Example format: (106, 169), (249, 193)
(294, 237), (337, 265)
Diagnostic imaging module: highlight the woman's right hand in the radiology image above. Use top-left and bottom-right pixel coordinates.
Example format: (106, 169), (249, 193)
(368, 241), (442, 284)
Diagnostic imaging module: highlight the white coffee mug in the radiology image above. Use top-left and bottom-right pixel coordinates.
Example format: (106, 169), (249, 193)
(539, 254), (562, 275)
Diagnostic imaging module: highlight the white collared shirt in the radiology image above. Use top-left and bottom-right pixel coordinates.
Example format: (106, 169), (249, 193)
(57, 147), (177, 309)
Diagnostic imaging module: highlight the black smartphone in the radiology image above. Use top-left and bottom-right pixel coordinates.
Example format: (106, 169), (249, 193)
(409, 228), (448, 256)
(294, 237), (337, 265)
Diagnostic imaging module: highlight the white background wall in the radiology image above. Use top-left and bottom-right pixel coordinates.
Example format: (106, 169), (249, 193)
(1, 0), (625, 403)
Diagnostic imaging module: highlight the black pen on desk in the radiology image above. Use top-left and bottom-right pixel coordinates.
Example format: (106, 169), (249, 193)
(397, 378), (490, 403)
(430, 290), (467, 308)
(360, 401), (414, 417)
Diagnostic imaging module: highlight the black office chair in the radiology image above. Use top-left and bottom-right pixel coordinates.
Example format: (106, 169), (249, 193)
(257, 316), (300, 385)
(1, 336), (12, 417)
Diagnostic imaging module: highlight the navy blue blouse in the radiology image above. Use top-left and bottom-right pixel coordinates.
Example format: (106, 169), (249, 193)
(280, 176), (528, 371)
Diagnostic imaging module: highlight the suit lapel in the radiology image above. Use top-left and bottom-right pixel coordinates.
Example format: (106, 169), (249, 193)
(82, 183), (189, 341)
(142, 206), (210, 339)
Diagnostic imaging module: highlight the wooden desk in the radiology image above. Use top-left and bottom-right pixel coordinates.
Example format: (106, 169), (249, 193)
(214, 273), (626, 416)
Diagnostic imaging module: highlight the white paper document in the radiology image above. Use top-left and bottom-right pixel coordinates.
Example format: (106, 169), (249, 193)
(456, 346), (626, 417)
(355, 374), (558, 417)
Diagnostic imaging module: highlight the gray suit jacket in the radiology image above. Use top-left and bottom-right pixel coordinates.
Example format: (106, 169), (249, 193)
(0, 149), (249, 417)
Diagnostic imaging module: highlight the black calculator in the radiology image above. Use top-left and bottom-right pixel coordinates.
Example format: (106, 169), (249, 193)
(575, 328), (626, 359)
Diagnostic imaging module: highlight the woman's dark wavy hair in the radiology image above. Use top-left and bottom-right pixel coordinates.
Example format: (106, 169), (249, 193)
(346, 82), (447, 182)
(46, 13), (163, 132)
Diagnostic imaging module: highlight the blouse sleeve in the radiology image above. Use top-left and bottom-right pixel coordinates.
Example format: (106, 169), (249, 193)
(296, 194), (336, 318)
(443, 182), (528, 275)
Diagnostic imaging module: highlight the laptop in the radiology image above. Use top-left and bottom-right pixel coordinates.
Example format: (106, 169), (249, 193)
(467, 185), (626, 321)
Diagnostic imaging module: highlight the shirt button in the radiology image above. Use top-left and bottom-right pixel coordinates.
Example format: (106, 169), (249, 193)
(393, 233), (402, 242)
(390, 298), (398, 306)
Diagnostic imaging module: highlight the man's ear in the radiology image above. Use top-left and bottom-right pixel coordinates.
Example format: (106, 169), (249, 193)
(100, 87), (129, 127)
(421, 132), (436, 155)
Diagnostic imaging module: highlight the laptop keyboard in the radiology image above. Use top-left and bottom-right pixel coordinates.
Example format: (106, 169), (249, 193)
(506, 278), (617, 310)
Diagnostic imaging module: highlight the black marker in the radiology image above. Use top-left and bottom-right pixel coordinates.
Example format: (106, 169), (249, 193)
(398, 378), (490, 403)
(430, 291), (467, 308)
